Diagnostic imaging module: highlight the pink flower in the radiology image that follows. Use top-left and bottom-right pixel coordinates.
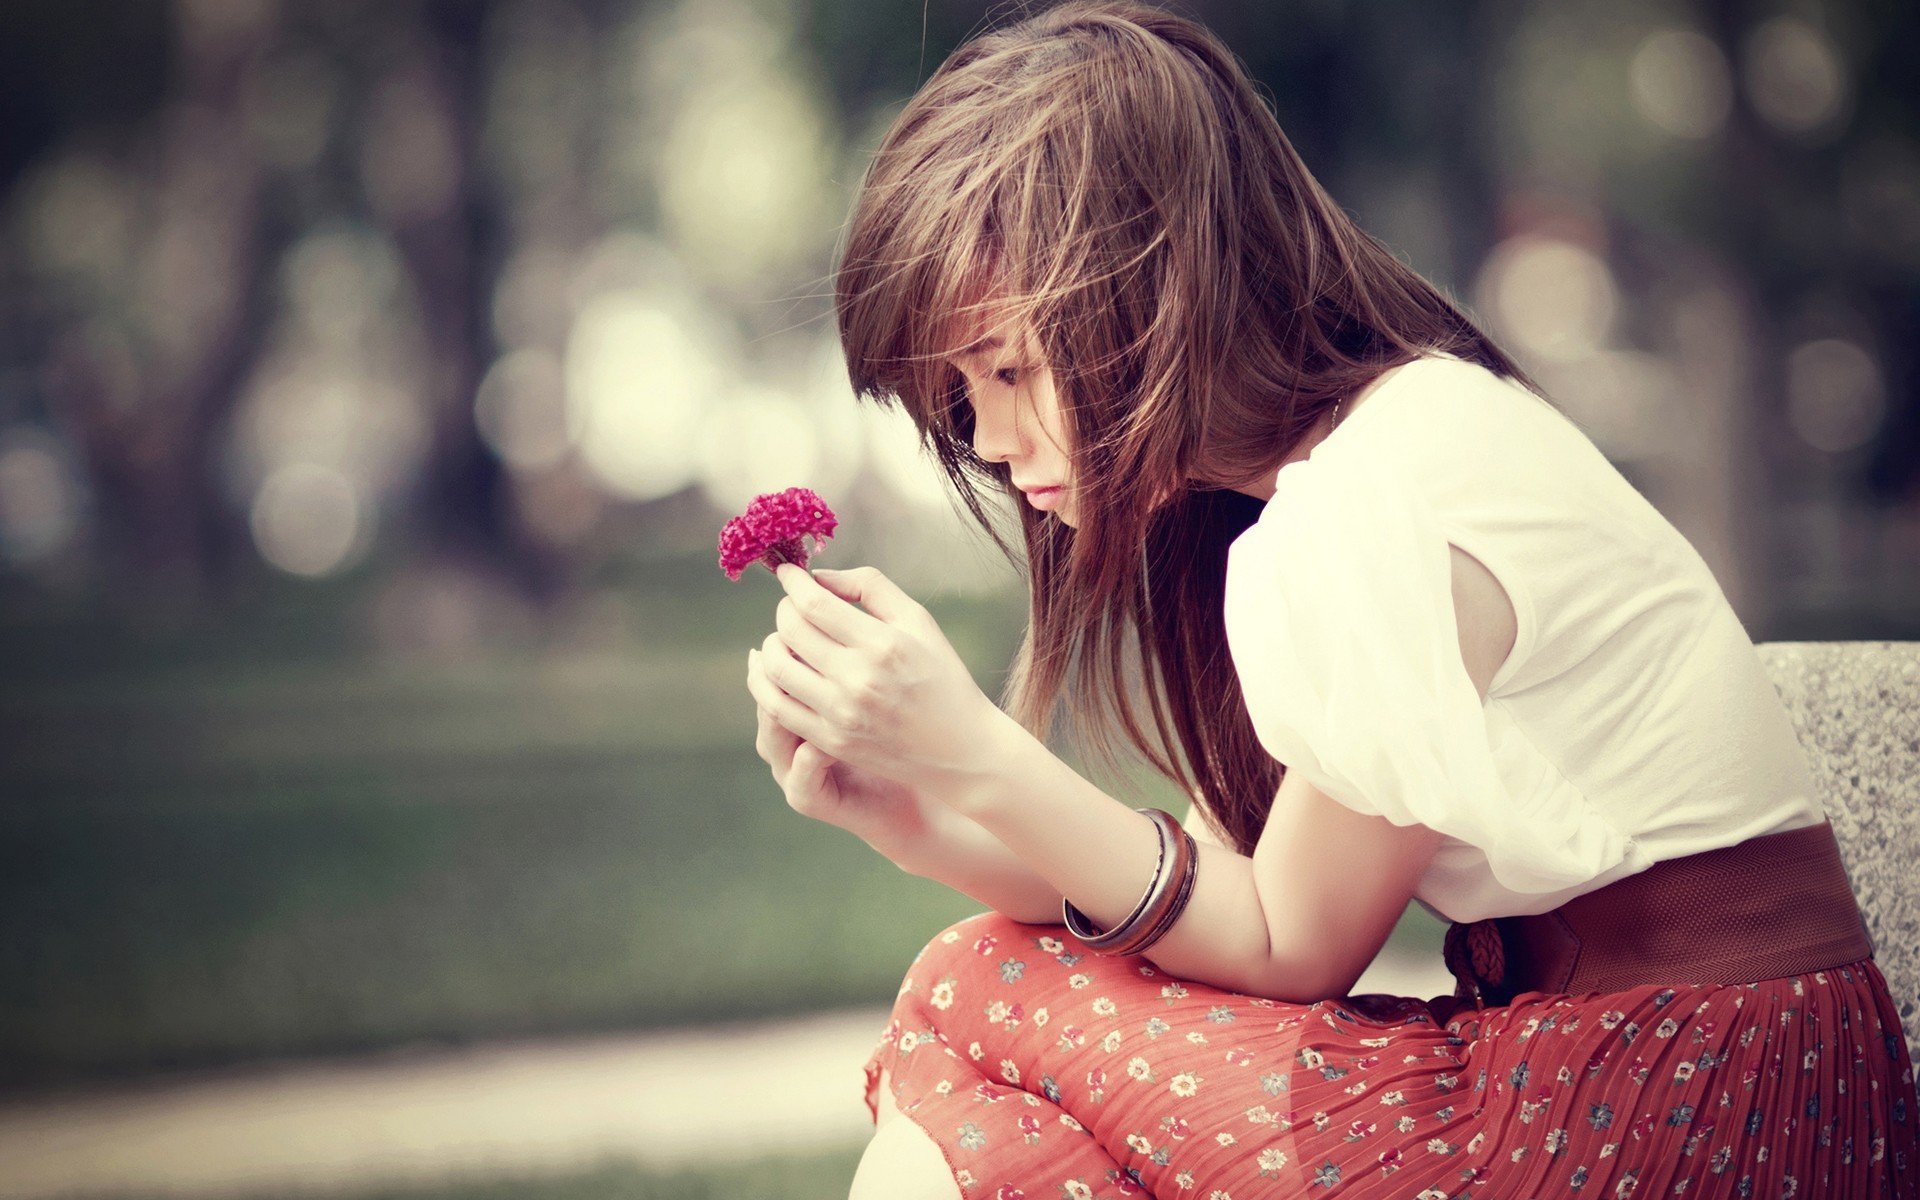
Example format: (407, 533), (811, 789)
(717, 486), (838, 581)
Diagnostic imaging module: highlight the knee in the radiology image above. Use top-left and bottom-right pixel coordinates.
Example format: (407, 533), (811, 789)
(908, 909), (1049, 980)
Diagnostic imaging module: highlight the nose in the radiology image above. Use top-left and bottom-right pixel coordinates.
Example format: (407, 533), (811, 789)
(971, 403), (1023, 465)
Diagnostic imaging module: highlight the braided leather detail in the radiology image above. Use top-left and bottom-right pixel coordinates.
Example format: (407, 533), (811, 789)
(1443, 917), (1506, 1008)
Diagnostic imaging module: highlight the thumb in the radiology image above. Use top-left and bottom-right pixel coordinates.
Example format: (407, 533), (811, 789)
(793, 739), (835, 790)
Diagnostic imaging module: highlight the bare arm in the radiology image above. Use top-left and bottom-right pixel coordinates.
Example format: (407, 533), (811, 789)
(894, 786), (1224, 927)
(890, 801), (1065, 926)
(929, 543), (1512, 1004)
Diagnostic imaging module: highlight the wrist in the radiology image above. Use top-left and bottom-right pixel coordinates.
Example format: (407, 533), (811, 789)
(929, 705), (1038, 822)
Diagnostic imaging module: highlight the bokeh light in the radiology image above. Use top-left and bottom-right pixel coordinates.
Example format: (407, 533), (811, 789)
(1785, 337), (1885, 454)
(1741, 16), (1851, 142)
(0, 425), (86, 564)
(564, 287), (726, 501)
(1475, 232), (1620, 364)
(1628, 28), (1733, 140)
(249, 462), (370, 577)
(475, 347), (573, 471)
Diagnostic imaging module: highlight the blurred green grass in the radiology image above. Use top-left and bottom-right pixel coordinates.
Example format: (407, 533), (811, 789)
(0, 548), (1443, 1093)
(88, 1147), (868, 1200)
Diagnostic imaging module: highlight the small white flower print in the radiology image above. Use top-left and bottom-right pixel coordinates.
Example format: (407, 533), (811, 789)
(898, 1031), (919, 1052)
(1427, 1138), (1451, 1154)
(1039, 935), (1064, 954)
(1068, 973), (1093, 989)
(1000, 1059), (1021, 1084)
(1058, 1112), (1084, 1131)
(1032, 1006), (1049, 1028)
(1257, 1147), (1287, 1171)
(1381, 1089), (1406, 1105)
(935, 1079), (954, 1094)
(940, 929), (962, 943)
(1126, 1055), (1154, 1081)
(930, 980), (956, 1010)
(1174, 1169), (1195, 1189)
(1126, 1132), (1153, 1154)
(1161, 982), (1189, 1002)
(1092, 997), (1118, 1017)
(1064, 1181), (1093, 1200)
(1170, 1071), (1202, 1097)
(954, 1167), (975, 1188)
(957, 1121), (986, 1150)
(1511, 1145), (1529, 1162)
(1215, 1131), (1238, 1146)
(1102, 1029), (1124, 1053)
(986, 1000), (1011, 1024)
(1185, 1030), (1209, 1045)
(968, 1041), (984, 1061)
(1656, 1018), (1679, 1038)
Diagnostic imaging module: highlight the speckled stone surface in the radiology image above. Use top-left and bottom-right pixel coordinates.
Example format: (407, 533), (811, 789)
(1757, 641), (1919, 1063)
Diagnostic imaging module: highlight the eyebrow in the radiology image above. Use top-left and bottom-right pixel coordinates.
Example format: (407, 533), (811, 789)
(951, 336), (1006, 362)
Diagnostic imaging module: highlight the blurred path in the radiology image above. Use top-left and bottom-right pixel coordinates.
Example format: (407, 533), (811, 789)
(0, 952), (1453, 1199)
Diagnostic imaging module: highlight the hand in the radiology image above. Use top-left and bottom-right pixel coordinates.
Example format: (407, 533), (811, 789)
(746, 647), (944, 864)
(753, 562), (1011, 798)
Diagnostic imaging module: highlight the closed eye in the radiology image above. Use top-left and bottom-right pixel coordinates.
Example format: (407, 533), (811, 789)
(993, 366), (1020, 387)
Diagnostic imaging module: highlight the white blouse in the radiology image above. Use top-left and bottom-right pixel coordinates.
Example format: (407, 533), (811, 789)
(1221, 352), (1827, 923)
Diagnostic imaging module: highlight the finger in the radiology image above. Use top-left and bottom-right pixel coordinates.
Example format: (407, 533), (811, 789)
(759, 627), (837, 722)
(747, 638), (832, 749)
(775, 594), (851, 679)
(804, 564), (925, 630)
(772, 563), (894, 651)
(751, 651), (800, 766)
(791, 740), (833, 796)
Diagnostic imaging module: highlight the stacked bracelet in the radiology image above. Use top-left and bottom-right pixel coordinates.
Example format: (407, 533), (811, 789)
(1061, 807), (1200, 957)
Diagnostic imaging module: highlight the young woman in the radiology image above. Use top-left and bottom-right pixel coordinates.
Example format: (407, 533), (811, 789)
(743, 2), (1920, 1196)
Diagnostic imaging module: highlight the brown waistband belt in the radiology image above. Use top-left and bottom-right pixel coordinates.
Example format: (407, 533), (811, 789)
(1441, 819), (1876, 1010)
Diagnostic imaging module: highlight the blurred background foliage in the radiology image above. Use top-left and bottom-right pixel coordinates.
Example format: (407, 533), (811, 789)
(0, 0), (1915, 1193)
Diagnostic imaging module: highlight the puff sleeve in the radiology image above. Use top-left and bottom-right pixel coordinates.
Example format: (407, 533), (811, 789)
(1221, 450), (1636, 897)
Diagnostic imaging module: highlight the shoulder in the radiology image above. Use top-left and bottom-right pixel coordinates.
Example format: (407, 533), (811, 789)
(1335, 353), (1534, 447)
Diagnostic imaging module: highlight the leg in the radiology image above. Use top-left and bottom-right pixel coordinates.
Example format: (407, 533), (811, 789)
(858, 913), (1160, 1198)
(850, 1096), (965, 1200)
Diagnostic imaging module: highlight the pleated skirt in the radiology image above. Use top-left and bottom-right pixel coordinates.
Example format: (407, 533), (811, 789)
(861, 910), (1920, 1199)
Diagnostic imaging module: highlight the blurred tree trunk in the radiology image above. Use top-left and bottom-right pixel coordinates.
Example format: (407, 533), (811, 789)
(45, 3), (286, 612)
(376, 0), (561, 599)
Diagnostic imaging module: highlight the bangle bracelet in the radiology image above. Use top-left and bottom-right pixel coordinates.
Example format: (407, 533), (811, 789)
(1125, 824), (1198, 956)
(1062, 808), (1186, 955)
(1062, 808), (1169, 951)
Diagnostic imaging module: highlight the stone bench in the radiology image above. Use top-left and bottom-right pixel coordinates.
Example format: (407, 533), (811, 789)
(1757, 640), (1919, 1067)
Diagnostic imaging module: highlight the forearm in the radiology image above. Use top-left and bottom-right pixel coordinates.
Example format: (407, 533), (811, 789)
(937, 714), (1326, 1004)
(891, 801), (1065, 926)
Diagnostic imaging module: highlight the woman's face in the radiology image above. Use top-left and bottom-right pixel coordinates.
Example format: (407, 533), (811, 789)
(945, 318), (1080, 527)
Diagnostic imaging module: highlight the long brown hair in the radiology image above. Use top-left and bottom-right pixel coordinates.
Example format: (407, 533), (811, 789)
(833, 0), (1554, 855)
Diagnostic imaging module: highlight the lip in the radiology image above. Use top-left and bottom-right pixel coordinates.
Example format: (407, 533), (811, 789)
(1022, 485), (1064, 510)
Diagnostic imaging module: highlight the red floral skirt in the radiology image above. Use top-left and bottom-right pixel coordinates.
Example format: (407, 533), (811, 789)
(862, 910), (1920, 1199)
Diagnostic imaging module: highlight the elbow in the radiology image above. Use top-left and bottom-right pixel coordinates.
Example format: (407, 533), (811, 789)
(1255, 925), (1351, 1007)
